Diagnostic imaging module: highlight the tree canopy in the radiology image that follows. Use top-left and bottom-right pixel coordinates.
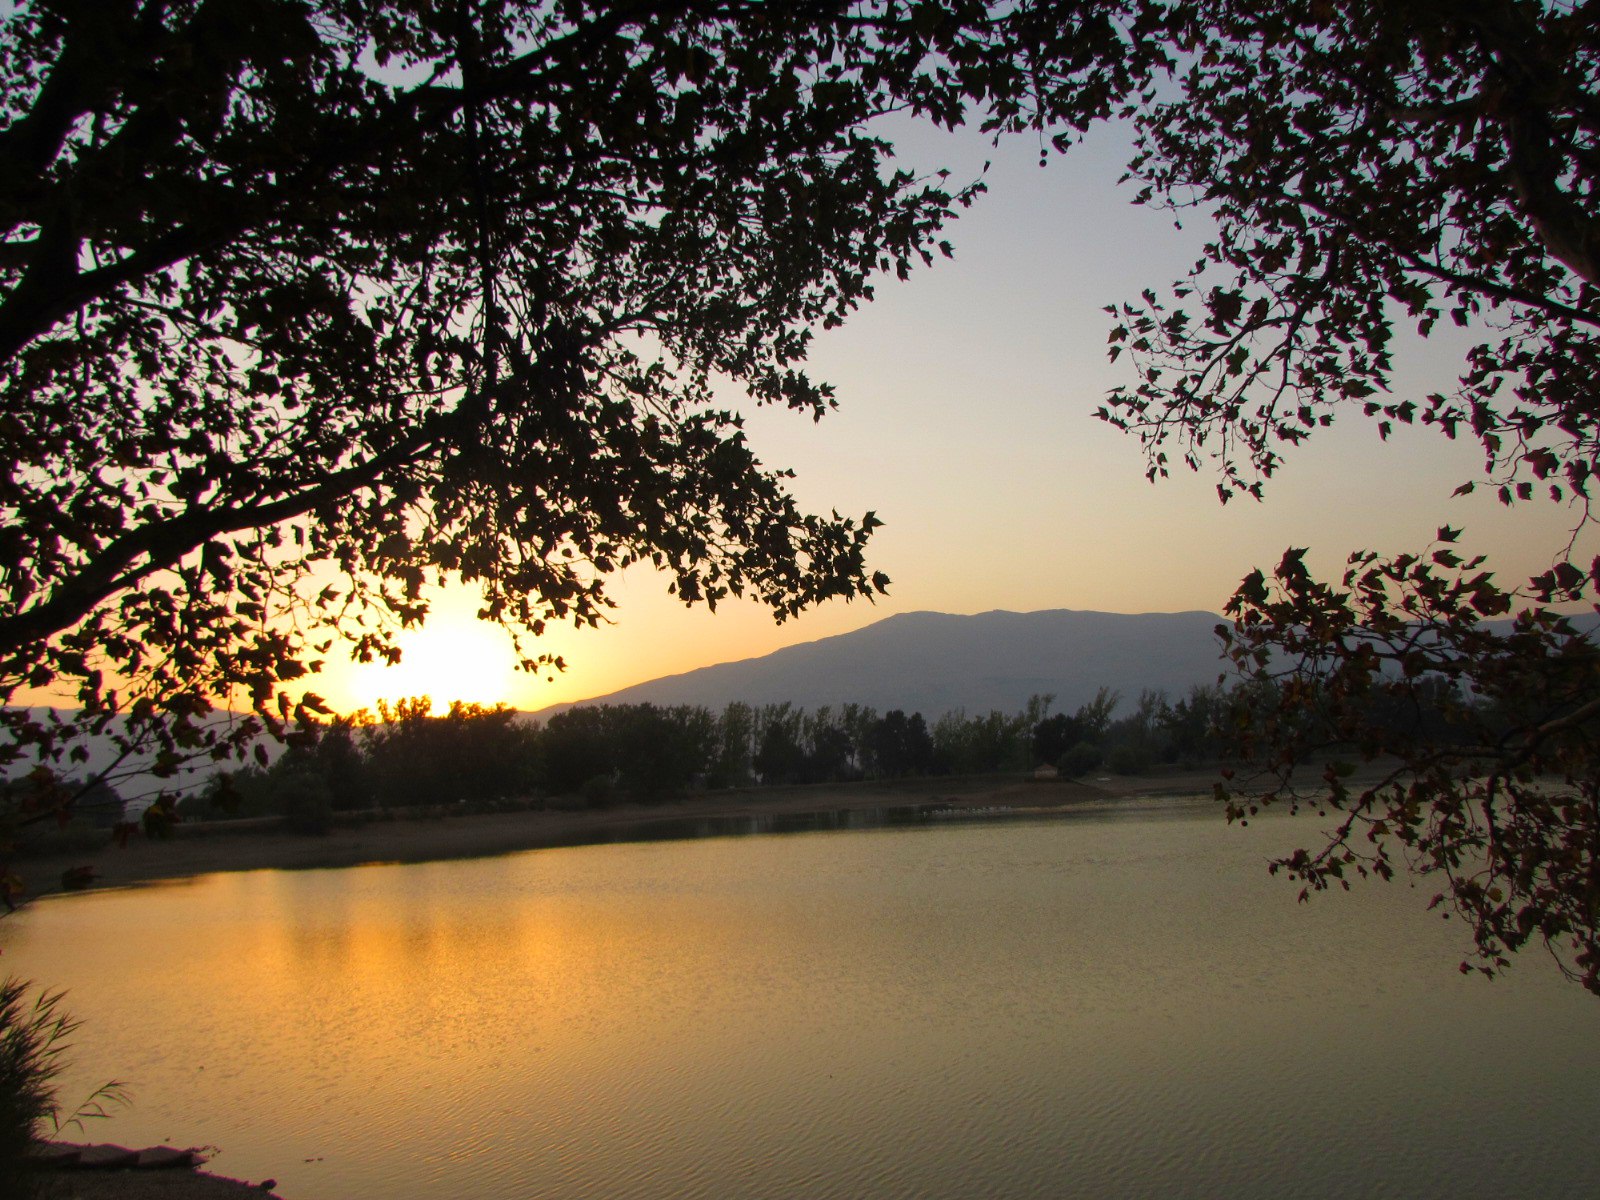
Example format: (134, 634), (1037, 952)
(0, 1), (887, 762)
(1015, 0), (1600, 991)
(0, 0), (1140, 796)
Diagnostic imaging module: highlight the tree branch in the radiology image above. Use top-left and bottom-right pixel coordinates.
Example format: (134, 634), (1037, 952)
(0, 423), (446, 660)
(1282, 187), (1600, 330)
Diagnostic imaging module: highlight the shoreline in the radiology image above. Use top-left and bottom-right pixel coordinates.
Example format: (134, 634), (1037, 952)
(14, 771), (1228, 897)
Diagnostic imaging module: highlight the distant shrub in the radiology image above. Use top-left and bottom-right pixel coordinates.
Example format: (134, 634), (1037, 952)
(580, 774), (615, 808)
(1057, 742), (1103, 779)
(274, 771), (334, 835)
(1106, 745), (1149, 776)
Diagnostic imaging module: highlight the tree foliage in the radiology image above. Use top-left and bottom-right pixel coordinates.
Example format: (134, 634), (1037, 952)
(3, 0), (1140, 803)
(1013, 0), (1600, 991)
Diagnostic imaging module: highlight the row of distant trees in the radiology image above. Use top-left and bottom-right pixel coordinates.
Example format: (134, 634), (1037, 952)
(4, 672), (1512, 839)
(184, 686), (1242, 829)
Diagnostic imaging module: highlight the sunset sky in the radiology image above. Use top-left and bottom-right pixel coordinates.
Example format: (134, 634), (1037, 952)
(323, 119), (1595, 714)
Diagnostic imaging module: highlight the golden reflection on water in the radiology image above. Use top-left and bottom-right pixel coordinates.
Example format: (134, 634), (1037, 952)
(7, 809), (1600, 1199)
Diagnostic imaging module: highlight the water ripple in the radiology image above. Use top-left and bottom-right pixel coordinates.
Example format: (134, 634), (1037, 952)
(7, 811), (1599, 1199)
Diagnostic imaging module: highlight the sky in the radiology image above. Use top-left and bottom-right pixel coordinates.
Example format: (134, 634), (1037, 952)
(322, 119), (1595, 715)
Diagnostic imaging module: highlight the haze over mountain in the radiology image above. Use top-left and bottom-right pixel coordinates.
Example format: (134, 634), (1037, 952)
(539, 609), (1233, 719)
(6, 707), (251, 804)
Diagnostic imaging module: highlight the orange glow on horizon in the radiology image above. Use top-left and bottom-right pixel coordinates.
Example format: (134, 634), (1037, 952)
(305, 569), (897, 717)
(329, 606), (523, 713)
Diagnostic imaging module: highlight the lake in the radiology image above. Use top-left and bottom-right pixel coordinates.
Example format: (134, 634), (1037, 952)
(6, 802), (1598, 1199)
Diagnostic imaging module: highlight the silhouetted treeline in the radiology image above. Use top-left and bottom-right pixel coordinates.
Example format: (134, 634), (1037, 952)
(20, 672), (1515, 835)
(190, 686), (1254, 824)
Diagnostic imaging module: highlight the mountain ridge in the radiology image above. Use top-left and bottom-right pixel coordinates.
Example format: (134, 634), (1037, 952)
(534, 608), (1234, 720)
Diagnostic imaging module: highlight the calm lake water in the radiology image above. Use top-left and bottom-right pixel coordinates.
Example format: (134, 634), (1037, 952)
(7, 803), (1599, 1199)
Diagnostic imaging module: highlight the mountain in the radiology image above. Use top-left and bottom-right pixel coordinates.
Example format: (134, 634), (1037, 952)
(540, 609), (1234, 719)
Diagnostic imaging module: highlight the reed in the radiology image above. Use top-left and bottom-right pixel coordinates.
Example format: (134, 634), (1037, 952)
(0, 978), (127, 1197)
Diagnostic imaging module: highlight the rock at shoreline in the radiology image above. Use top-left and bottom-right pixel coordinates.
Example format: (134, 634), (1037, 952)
(32, 1142), (282, 1200)
(38, 1169), (285, 1200)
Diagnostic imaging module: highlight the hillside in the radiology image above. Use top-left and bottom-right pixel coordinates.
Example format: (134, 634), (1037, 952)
(538, 608), (1233, 720)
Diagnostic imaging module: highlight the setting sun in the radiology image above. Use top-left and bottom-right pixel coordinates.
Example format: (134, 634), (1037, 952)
(333, 609), (521, 712)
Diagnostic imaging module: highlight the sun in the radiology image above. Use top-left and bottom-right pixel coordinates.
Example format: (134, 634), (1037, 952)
(332, 612), (522, 712)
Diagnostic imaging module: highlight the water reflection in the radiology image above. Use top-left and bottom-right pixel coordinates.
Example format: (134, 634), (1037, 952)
(7, 808), (1599, 1199)
(526, 800), (1013, 849)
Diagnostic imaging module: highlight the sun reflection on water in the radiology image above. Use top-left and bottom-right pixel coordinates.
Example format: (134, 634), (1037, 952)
(7, 813), (1600, 1199)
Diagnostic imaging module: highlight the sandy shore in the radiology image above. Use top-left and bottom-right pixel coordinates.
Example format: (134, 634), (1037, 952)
(14, 770), (1226, 896)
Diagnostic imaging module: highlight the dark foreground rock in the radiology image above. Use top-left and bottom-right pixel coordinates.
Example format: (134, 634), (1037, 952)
(30, 1143), (283, 1200)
